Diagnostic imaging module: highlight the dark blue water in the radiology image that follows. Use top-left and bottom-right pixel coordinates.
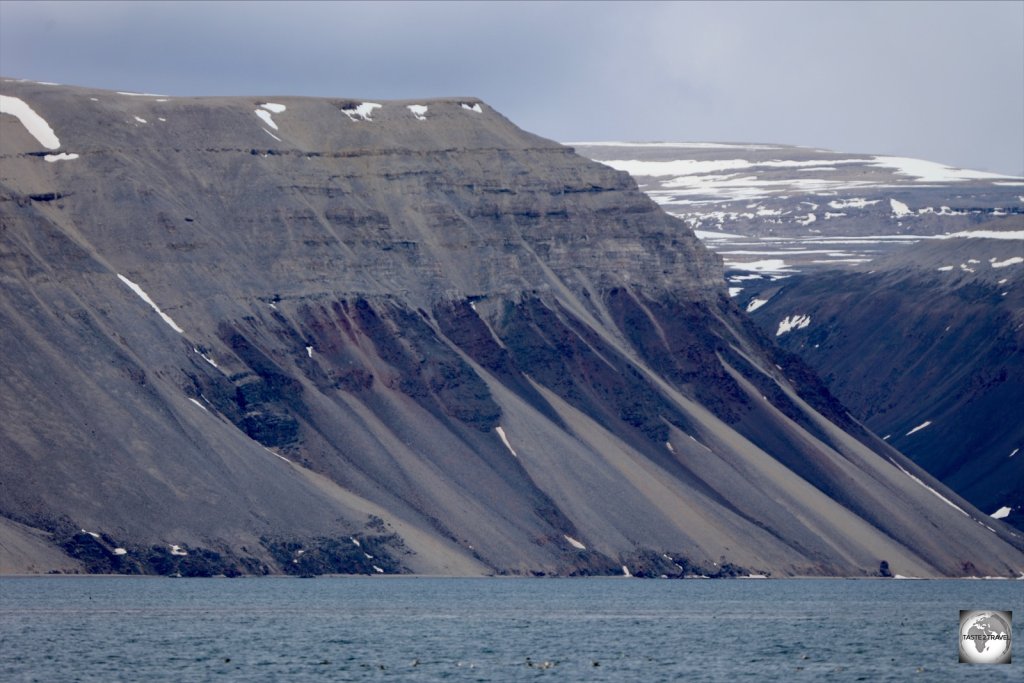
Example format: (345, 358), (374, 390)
(0, 577), (1019, 681)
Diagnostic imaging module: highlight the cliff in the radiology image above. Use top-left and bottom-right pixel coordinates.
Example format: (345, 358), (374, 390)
(1, 81), (1021, 577)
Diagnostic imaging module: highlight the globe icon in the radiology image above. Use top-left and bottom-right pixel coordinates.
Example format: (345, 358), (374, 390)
(959, 611), (1012, 664)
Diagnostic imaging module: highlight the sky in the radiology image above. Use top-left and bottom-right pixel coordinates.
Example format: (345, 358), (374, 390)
(2, 1), (1022, 176)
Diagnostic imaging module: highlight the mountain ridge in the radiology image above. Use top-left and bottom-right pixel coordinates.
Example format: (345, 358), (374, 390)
(2, 81), (1022, 577)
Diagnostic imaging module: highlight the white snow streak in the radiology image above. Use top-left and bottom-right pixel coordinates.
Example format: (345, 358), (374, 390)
(746, 298), (768, 313)
(113, 548), (128, 556)
(306, 345), (313, 358)
(188, 398), (208, 412)
(563, 535), (587, 550)
(254, 109), (278, 130)
(342, 102), (382, 121)
(117, 274), (184, 333)
(44, 152), (79, 162)
(941, 230), (1024, 241)
(262, 128), (282, 142)
(495, 426), (518, 457)
(776, 315), (810, 336)
(170, 544), (188, 556)
(991, 506), (1011, 520)
(870, 156), (1018, 182)
(622, 565), (631, 577)
(407, 104), (428, 120)
(116, 91), (167, 97)
(133, 116), (147, 124)
(461, 103), (483, 113)
(828, 198), (879, 209)
(890, 459), (970, 517)
(564, 141), (782, 150)
(728, 287), (743, 297)
(259, 102), (286, 114)
(195, 348), (218, 368)
(905, 421), (932, 436)
(991, 257), (1023, 268)
(0, 95), (61, 149)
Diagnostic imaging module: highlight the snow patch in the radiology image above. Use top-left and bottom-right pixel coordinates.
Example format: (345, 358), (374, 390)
(306, 345), (313, 358)
(116, 91), (167, 97)
(991, 506), (1011, 520)
(724, 259), (794, 274)
(563, 535), (586, 550)
(112, 548), (127, 556)
(991, 257), (1023, 268)
(797, 213), (817, 226)
(461, 103), (483, 113)
(828, 198), (879, 210)
(170, 544), (188, 556)
(407, 104), (428, 120)
(871, 156), (1019, 182)
(728, 287), (742, 297)
(889, 198), (912, 218)
(936, 266), (954, 272)
(259, 102), (286, 114)
(262, 128), (282, 142)
(254, 109), (278, 130)
(776, 315), (810, 336)
(188, 398), (208, 412)
(117, 274), (184, 334)
(905, 421), (932, 436)
(746, 298), (768, 313)
(351, 537), (361, 547)
(133, 116), (147, 124)
(341, 102), (382, 122)
(373, 565), (384, 574)
(495, 426), (518, 457)
(693, 229), (744, 240)
(44, 152), (79, 162)
(622, 565), (631, 577)
(0, 95), (61, 149)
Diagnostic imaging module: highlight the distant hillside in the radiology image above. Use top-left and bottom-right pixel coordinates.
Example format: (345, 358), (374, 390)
(573, 141), (1024, 532)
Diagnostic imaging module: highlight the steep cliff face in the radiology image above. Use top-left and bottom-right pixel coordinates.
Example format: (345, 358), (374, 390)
(2, 81), (1022, 577)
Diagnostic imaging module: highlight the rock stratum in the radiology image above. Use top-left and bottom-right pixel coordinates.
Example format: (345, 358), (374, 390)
(1, 81), (1022, 578)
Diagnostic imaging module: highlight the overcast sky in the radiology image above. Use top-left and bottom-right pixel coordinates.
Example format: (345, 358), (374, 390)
(2, 1), (1022, 175)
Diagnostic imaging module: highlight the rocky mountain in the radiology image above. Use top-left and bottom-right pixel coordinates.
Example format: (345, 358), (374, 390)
(572, 142), (1023, 531)
(2, 81), (1022, 578)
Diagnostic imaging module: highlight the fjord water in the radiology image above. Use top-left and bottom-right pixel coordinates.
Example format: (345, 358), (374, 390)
(1, 577), (1019, 681)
